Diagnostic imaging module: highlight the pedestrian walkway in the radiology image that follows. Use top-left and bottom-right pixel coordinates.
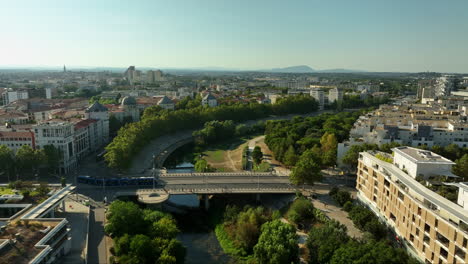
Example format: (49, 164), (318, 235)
(310, 190), (363, 239)
(55, 200), (90, 264)
(88, 207), (107, 264)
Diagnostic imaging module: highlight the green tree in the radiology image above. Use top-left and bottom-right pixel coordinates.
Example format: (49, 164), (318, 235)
(129, 234), (154, 263)
(252, 146), (263, 165)
(15, 145), (45, 174)
(290, 150), (322, 185)
(194, 159), (210, 172)
(253, 220), (299, 264)
(43, 145), (62, 172)
(286, 197), (314, 225)
(444, 143), (461, 161)
(307, 224), (349, 264)
(0, 145), (14, 179)
(453, 154), (468, 181)
(283, 145), (298, 167)
(105, 201), (146, 237)
(320, 132), (338, 166)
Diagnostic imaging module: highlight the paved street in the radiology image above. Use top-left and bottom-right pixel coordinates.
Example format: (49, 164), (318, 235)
(88, 207), (107, 264)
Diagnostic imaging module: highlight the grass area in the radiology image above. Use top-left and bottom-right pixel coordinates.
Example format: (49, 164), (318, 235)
(204, 150), (225, 163)
(253, 162), (271, 172)
(0, 187), (14, 195)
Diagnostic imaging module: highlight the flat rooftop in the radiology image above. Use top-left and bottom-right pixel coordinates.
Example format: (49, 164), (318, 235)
(393, 146), (455, 164)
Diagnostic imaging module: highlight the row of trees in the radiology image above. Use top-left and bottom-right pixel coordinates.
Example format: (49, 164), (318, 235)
(105, 201), (185, 264)
(0, 145), (62, 179)
(328, 95), (390, 110)
(105, 94), (319, 170)
(215, 205), (298, 263)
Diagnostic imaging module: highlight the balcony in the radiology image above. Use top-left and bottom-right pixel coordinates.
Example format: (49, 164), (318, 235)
(436, 232), (450, 249)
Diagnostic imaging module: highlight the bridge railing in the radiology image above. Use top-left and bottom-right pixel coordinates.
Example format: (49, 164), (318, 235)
(160, 171), (278, 177)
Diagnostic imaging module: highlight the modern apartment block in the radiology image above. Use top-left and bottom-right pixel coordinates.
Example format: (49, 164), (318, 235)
(328, 87), (343, 103)
(1, 89), (29, 105)
(310, 88), (325, 110)
(357, 147), (468, 264)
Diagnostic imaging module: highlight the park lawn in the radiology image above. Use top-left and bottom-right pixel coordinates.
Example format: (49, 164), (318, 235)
(202, 138), (248, 171)
(204, 149), (225, 163)
(253, 162), (271, 172)
(0, 187), (15, 195)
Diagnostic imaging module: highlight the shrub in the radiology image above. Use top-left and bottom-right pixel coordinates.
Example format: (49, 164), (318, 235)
(286, 197), (314, 225)
(343, 201), (354, 212)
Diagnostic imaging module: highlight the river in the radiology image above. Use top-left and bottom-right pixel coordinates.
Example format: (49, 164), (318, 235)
(164, 153), (235, 263)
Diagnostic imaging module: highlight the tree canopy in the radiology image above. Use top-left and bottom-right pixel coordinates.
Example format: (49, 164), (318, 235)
(106, 201), (185, 264)
(253, 220), (299, 264)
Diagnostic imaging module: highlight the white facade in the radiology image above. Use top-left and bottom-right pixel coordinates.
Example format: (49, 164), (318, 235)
(392, 147), (456, 179)
(0, 131), (35, 153)
(457, 183), (468, 211)
(33, 122), (77, 173)
(328, 88), (343, 103)
(202, 93), (218, 107)
(2, 89), (29, 105)
(310, 88), (324, 110)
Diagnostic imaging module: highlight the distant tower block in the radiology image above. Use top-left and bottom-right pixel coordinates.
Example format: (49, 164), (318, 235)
(63, 65), (66, 73)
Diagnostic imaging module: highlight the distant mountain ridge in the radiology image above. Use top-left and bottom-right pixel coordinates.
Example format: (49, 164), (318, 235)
(0, 65), (366, 73)
(265, 65), (315, 73)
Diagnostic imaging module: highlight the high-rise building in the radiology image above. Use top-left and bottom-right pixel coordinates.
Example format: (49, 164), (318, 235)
(155, 70), (163, 81)
(328, 87), (343, 103)
(124, 66), (136, 85)
(357, 147), (468, 264)
(310, 88), (324, 110)
(146, 70), (156, 83)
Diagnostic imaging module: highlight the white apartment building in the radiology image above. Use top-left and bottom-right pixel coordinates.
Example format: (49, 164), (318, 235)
(310, 88), (325, 110)
(328, 87), (343, 103)
(202, 93), (218, 107)
(1, 89), (29, 105)
(84, 102), (110, 145)
(33, 121), (77, 173)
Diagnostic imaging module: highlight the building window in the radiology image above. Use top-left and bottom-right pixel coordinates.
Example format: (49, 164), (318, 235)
(436, 232), (450, 248)
(390, 213), (396, 222)
(463, 237), (467, 248)
(440, 247), (448, 260)
(424, 224), (431, 233)
(398, 191), (404, 201)
(455, 245), (466, 260)
(410, 234), (414, 242)
(423, 235), (430, 244)
(435, 219), (438, 228)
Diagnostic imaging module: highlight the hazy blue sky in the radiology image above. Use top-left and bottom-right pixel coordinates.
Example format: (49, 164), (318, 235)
(1, 0), (467, 72)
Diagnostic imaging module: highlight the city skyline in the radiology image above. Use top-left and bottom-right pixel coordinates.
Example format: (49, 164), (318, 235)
(1, 0), (468, 73)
